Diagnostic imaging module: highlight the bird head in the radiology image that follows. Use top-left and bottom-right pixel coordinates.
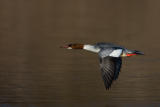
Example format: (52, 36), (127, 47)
(61, 43), (84, 49)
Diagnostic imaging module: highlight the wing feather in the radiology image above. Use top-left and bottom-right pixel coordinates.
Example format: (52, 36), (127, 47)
(99, 57), (122, 90)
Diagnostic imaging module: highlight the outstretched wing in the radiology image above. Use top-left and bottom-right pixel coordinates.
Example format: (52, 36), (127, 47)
(99, 57), (122, 90)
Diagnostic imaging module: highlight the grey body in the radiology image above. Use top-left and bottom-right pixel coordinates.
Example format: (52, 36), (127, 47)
(95, 42), (124, 48)
(95, 42), (129, 56)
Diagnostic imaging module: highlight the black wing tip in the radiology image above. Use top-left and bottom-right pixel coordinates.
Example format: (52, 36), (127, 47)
(105, 86), (111, 90)
(103, 80), (113, 90)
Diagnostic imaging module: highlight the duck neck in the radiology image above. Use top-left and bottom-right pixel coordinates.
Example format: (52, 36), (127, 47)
(83, 44), (100, 53)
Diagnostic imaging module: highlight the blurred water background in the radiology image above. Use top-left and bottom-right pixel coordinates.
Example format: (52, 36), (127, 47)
(0, 0), (160, 107)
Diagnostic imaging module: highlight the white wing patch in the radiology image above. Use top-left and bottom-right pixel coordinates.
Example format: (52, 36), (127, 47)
(109, 49), (122, 57)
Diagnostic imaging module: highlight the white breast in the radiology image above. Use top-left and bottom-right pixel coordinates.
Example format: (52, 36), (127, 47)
(83, 45), (100, 53)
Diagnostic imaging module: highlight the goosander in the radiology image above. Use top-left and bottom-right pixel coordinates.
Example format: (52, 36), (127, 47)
(61, 42), (144, 90)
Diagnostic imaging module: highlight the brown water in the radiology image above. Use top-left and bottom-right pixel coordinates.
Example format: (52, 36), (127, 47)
(0, 0), (160, 107)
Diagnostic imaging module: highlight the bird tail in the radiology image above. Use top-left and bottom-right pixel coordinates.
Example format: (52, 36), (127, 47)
(132, 50), (144, 55)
